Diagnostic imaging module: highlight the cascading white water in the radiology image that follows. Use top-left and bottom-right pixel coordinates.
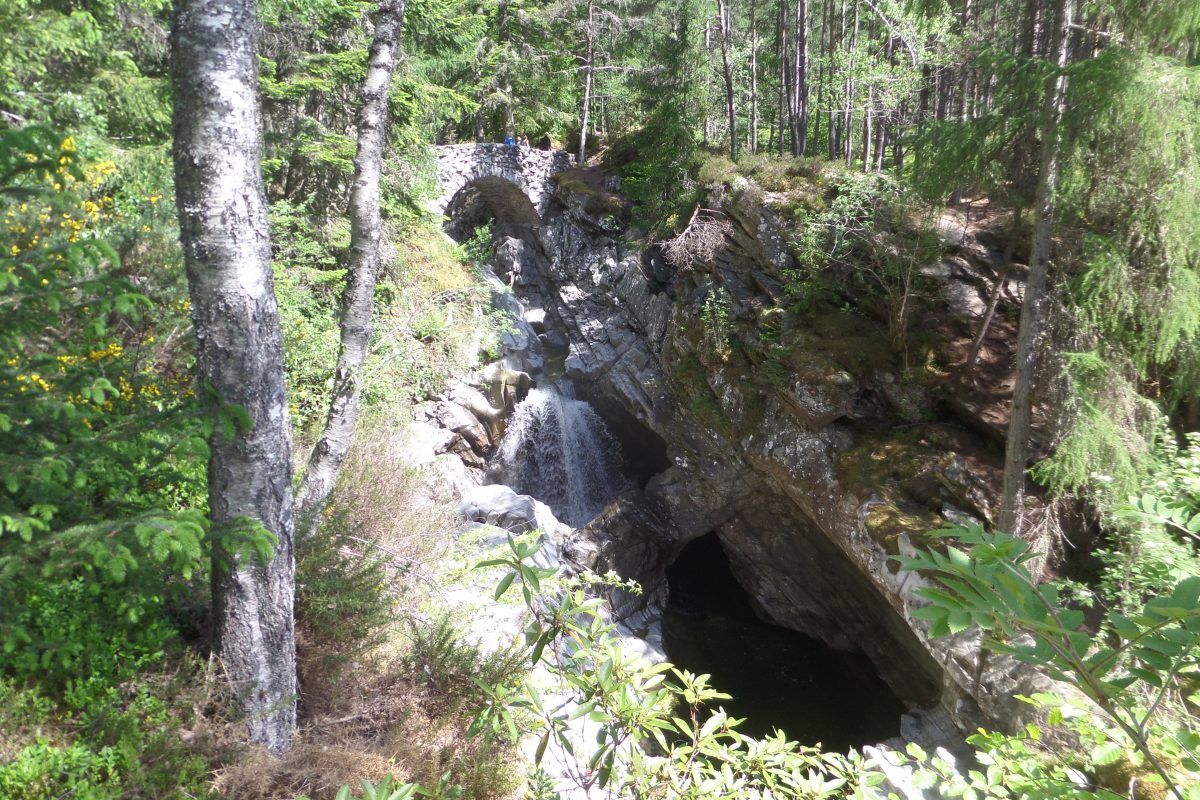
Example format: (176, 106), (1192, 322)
(494, 382), (625, 528)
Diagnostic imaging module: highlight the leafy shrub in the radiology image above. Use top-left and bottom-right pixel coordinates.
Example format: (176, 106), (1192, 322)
(296, 517), (395, 673)
(405, 614), (527, 716)
(897, 524), (1200, 797)
(1, 577), (174, 701)
(0, 740), (124, 800)
(0, 126), (209, 681)
(0, 672), (213, 800)
(0, 126), (214, 800)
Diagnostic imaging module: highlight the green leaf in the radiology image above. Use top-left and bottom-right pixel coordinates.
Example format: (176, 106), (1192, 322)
(494, 571), (515, 600)
(946, 609), (972, 634)
(1093, 742), (1125, 766)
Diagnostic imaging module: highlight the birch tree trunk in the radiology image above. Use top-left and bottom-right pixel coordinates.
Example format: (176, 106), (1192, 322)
(999, 0), (1073, 535)
(171, 0), (296, 753)
(295, 0), (408, 534)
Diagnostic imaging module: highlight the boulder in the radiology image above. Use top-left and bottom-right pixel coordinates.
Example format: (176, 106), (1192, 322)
(435, 400), (492, 456)
(456, 484), (540, 533)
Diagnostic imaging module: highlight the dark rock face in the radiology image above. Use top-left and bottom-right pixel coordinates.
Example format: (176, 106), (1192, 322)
(484, 173), (1059, 736)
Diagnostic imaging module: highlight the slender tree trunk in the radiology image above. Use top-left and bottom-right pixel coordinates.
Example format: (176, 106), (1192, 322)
(499, 0), (515, 137)
(794, 0), (809, 155)
(781, 0), (794, 155)
(815, 0), (828, 155)
(171, 0), (297, 753)
(863, 83), (873, 170)
(984, 0), (1000, 111)
(893, 98), (904, 169)
(749, 0), (759, 153)
(999, 0), (1072, 535)
(577, 0), (595, 164)
(295, 0), (407, 534)
(965, 206), (1023, 374)
(474, 100), (486, 142)
(813, 0), (825, 154)
(717, 0), (739, 160)
(874, 103), (886, 170)
(831, 0), (844, 159)
(786, 0), (799, 152)
(843, 0), (859, 166)
(704, 19), (714, 146)
(960, 0), (973, 121)
(778, 0), (789, 156)
(874, 34), (892, 171)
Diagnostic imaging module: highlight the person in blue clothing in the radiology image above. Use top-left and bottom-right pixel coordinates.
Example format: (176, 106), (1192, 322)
(503, 135), (515, 146)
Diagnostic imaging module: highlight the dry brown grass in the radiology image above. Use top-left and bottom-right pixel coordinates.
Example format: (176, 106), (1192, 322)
(321, 418), (461, 567)
(212, 662), (522, 800)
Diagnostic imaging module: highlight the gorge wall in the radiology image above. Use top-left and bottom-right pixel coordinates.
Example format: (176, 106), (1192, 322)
(466, 167), (1058, 739)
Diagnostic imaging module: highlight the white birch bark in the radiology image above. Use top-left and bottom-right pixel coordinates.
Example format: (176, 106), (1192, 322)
(171, 0), (297, 753)
(295, 0), (408, 533)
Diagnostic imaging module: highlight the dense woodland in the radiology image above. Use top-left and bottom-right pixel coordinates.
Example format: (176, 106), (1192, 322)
(2, 0), (1200, 796)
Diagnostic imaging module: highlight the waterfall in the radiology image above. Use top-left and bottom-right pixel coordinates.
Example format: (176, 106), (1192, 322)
(493, 383), (625, 528)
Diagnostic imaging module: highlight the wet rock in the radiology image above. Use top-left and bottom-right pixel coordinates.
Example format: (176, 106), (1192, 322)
(565, 491), (676, 620)
(479, 363), (532, 412)
(456, 483), (540, 533)
(435, 399), (492, 458)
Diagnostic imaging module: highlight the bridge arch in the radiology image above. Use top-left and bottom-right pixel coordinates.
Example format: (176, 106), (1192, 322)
(433, 144), (572, 232)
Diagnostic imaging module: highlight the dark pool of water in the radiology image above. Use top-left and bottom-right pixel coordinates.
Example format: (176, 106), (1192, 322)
(662, 534), (906, 751)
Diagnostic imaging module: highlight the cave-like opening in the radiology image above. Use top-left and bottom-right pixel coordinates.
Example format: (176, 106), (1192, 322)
(663, 532), (909, 750)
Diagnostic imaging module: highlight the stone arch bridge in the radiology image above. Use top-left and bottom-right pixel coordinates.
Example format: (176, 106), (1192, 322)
(433, 144), (573, 228)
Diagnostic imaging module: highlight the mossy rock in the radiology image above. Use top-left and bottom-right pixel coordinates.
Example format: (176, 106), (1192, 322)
(806, 311), (895, 372)
(553, 169), (626, 218)
(836, 429), (949, 554)
(1094, 756), (1171, 800)
(862, 499), (943, 558)
(837, 432), (931, 490)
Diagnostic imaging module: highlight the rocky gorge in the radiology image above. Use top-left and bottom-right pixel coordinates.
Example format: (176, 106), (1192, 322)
(407, 156), (1063, 765)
